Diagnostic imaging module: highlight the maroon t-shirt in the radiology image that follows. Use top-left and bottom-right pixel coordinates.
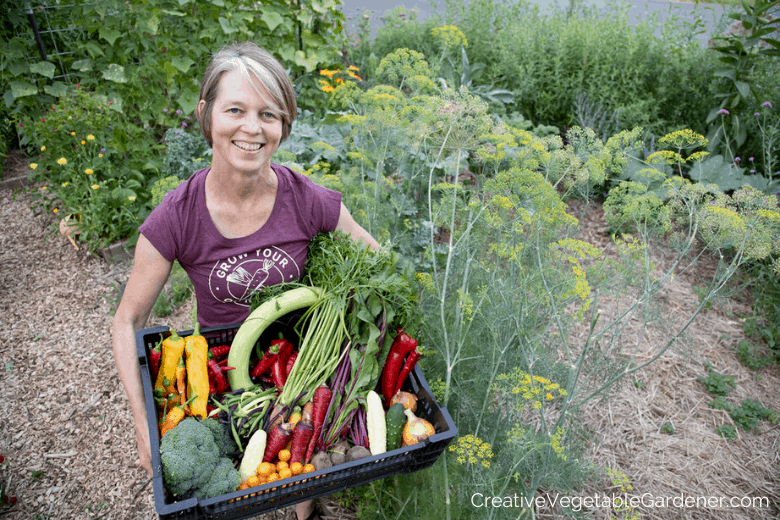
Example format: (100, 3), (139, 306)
(139, 164), (341, 327)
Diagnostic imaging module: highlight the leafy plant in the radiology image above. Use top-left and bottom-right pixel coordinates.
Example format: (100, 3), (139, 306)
(661, 423), (675, 435)
(710, 396), (777, 432)
(698, 363), (736, 396)
(716, 423), (738, 440)
(736, 338), (775, 369)
(162, 127), (211, 181)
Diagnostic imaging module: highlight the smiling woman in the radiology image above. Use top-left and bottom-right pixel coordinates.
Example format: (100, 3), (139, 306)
(111, 42), (377, 520)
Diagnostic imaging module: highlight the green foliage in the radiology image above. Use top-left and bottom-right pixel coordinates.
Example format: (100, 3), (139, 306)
(698, 363), (736, 396)
(661, 423), (675, 435)
(709, 396), (777, 432)
(716, 423), (738, 440)
(736, 338), (776, 369)
(162, 128), (211, 181)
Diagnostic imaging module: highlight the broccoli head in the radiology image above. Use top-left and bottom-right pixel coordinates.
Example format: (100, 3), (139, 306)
(191, 457), (242, 500)
(160, 418), (220, 497)
(200, 418), (238, 457)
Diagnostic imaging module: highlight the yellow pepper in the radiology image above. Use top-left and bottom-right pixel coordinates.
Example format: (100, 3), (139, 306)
(155, 328), (185, 394)
(184, 322), (210, 418)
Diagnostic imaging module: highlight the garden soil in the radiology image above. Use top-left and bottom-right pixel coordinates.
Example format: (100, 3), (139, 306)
(1, 154), (778, 519)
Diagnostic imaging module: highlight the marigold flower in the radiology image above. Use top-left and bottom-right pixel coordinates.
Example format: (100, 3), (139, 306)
(41, 146), (46, 151)
(41, 186), (47, 191)
(87, 134), (95, 141)
(57, 157), (67, 165)
(319, 69), (338, 78)
(98, 154), (103, 158)
(53, 208), (58, 213)
(29, 163), (38, 170)
(70, 131), (76, 136)
(85, 169), (94, 175)
(81, 140), (86, 145)
(321, 85), (335, 93)
(91, 184), (99, 190)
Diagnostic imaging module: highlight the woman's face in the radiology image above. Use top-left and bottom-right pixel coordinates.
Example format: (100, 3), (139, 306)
(203, 70), (283, 179)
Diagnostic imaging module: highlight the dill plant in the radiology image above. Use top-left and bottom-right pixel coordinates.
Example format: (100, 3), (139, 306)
(310, 48), (780, 519)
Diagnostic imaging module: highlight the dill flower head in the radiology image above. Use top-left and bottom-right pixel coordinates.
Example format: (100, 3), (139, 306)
(431, 25), (468, 49)
(448, 434), (494, 468)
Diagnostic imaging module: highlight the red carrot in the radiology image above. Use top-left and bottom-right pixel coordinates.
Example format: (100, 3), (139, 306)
(289, 422), (313, 464)
(285, 351), (298, 377)
(263, 422), (293, 462)
(393, 347), (423, 396)
(305, 384), (332, 464)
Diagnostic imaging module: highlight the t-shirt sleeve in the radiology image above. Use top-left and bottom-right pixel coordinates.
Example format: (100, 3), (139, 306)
(138, 192), (181, 262)
(309, 180), (342, 234)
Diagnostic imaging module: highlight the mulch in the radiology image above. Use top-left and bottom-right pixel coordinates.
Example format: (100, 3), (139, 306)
(1, 157), (778, 519)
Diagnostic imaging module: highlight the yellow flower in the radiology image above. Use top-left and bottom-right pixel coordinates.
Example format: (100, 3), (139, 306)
(128, 196), (136, 201)
(57, 157), (67, 165)
(61, 182), (69, 187)
(53, 208), (58, 213)
(29, 163), (38, 170)
(98, 153), (103, 158)
(70, 131), (76, 136)
(91, 184), (99, 190)
(448, 434), (494, 468)
(85, 169), (94, 175)
(321, 85), (335, 93)
(41, 186), (47, 191)
(319, 69), (338, 78)
(348, 65), (359, 71)
(81, 140), (86, 145)
(86, 134), (95, 141)
(41, 146), (46, 151)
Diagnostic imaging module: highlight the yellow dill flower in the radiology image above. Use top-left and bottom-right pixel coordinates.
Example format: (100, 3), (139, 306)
(84, 169), (93, 175)
(659, 128), (708, 149)
(431, 25), (468, 48)
(57, 157), (67, 165)
(686, 151), (710, 163)
(86, 134), (95, 141)
(29, 163), (38, 170)
(647, 150), (681, 165)
(550, 427), (567, 461)
(448, 434), (494, 468)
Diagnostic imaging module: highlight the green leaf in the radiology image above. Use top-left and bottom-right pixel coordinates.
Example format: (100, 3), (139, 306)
(10, 81), (38, 99)
(262, 11), (284, 31)
(734, 80), (751, 99)
(177, 88), (199, 115)
(218, 16), (237, 34)
(161, 9), (186, 16)
(72, 59), (93, 72)
(171, 56), (195, 73)
(99, 27), (122, 46)
(108, 94), (124, 113)
(83, 42), (105, 58)
(7, 62), (29, 76)
(3, 90), (15, 108)
(211, 0), (225, 5)
(102, 63), (127, 83)
(139, 15), (160, 35)
(44, 82), (69, 98)
(713, 68), (736, 80)
(29, 61), (56, 79)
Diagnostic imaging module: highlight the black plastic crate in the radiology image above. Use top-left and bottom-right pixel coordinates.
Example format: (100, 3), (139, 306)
(136, 320), (456, 520)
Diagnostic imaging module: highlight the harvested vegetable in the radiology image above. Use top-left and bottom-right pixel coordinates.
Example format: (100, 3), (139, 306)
(155, 328), (186, 393)
(176, 356), (187, 409)
(328, 440), (350, 466)
(263, 422), (293, 463)
(207, 357), (228, 395)
(305, 384), (332, 464)
(184, 323), (210, 418)
(385, 403), (406, 451)
(381, 328), (418, 406)
(393, 346), (423, 396)
(229, 287), (323, 391)
(150, 339), (162, 382)
(346, 445), (371, 462)
(160, 394), (198, 437)
(238, 428), (267, 483)
(289, 422), (313, 465)
(402, 409), (435, 446)
(365, 390), (386, 455)
(311, 451), (332, 471)
(390, 390), (418, 413)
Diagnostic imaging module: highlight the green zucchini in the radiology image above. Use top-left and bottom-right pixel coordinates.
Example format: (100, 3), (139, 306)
(385, 402), (406, 451)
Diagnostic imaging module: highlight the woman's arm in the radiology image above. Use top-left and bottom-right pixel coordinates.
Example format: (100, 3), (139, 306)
(335, 202), (380, 250)
(112, 234), (173, 474)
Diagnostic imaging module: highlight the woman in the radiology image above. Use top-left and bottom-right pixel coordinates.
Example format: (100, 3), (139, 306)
(112, 42), (378, 520)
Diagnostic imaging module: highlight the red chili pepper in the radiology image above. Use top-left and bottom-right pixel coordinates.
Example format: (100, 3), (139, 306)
(250, 343), (280, 378)
(393, 346), (423, 396)
(150, 340), (162, 381)
(285, 351), (298, 377)
(207, 358), (228, 394)
(271, 353), (287, 390)
(381, 328), (418, 406)
(210, 344), (231, 359)
(217, 357), (230, 367)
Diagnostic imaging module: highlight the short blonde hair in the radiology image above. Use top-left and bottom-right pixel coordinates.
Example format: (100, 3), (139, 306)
(196, 42), (297, 145)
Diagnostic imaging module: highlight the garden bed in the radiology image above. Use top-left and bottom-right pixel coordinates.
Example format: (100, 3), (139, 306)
(0, 161), (778, 519)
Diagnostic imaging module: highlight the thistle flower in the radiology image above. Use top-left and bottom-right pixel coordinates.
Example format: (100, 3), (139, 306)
(761, 101), (772, 108)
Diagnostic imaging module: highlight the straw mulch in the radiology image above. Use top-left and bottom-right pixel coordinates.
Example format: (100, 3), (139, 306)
(0, 156), (777, 519)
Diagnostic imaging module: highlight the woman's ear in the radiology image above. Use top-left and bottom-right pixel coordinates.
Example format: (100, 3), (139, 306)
(197, 99), (205, 119)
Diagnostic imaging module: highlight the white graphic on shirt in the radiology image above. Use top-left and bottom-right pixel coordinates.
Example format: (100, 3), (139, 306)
(209, 246), (299, 306)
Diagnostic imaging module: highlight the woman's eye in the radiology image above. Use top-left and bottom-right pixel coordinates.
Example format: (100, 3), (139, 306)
(228, 108), (240, 114)
(263, 112), (275, 119)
